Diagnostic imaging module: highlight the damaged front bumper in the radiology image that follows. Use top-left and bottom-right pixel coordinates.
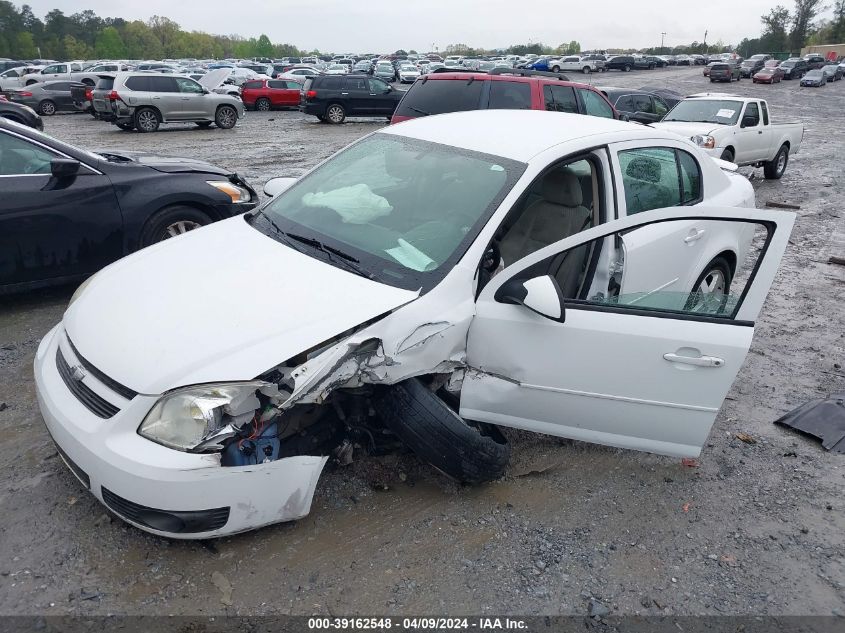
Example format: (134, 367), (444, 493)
(34, 325), (328, 539)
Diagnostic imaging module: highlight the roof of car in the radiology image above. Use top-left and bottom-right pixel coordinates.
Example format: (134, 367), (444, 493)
(381, 110), (661, 163)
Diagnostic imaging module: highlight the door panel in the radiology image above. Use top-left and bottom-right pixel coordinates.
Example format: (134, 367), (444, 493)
(461, 207), (794, 457)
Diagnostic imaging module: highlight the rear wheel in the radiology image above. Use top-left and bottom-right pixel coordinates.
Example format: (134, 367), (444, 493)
(763, 144), (789, 179)
(215, 105), (237, 129)
(623, 64), (631, 72)
(685, 256), (732, 314)
(38, 100), (56, 116)
(140, 205), (212, 246)
(326, 103), (346, 124)
(582, 66), (591, 74)
(255, 97), (271, 111)
(134, 107), (160, 133)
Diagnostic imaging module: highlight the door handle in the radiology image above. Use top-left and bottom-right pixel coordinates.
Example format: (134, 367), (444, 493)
(758, 130), (763, 134)
(664, 353), (725, 367)
(684, 228), (706, 243)
(340, 92), (349, 95)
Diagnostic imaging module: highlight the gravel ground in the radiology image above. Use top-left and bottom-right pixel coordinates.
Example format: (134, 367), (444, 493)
(0, 67), (843, 617)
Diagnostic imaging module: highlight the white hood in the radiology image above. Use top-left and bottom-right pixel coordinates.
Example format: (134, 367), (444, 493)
(653, 120), (719, 139)
(197, 68), (233, 90)
(64, 216), (418, 394)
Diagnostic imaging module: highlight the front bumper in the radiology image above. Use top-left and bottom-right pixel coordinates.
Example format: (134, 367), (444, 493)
(34, 324), (328, 539)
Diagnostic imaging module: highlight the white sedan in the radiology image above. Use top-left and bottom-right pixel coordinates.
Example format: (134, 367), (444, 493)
(398, 64), (420, 83)
(324, 64), (349, 75)
(36, 110), (793, 538)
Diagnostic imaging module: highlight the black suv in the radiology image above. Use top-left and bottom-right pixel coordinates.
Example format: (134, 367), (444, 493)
(300, 74), (403, 123)
(605, 56), (635, 72)
(779, 58), (809, 79)
(709, 62), (741, 82)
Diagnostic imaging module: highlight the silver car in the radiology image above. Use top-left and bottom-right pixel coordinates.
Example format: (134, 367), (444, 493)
(108, 70), (244, 132)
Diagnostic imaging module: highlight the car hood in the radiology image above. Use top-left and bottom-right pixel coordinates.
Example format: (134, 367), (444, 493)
(197, 68), (232, 90)
(95, 151), (234, 176)
(63, 215), (418, 394)
(653, 121), (719, 138)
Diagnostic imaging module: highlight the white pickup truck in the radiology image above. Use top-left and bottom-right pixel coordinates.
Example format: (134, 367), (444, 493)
(22, 62), (130, 87)
(654, 94), (804, 179)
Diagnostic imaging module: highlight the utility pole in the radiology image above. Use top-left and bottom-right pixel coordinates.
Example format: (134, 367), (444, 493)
(703, 30), (708, 53)
(661, 32), (666, 54)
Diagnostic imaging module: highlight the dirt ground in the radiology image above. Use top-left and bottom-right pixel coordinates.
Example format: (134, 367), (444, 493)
(1, 66), (843, 618)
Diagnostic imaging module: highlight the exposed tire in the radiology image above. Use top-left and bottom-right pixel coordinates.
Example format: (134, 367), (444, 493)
(215, 105), (238, 129)
(763, 144), (789, 180)
(551, 66), (560, 72)
(373, 377), (511, 484)
(685, 256), (733, 314)
(116, 122), (134, 131)
(134, 107), (160, 133)
(38, 100), (56, 116)
(720, 148), (735, 163)
(326, 103), (346, 124)
(255, 97), (271, 111)
(140, 205), (212, 246)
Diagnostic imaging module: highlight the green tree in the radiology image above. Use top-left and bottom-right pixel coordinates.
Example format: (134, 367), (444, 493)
(95, 26), (126, 58)
(123, 20), (163, 59)
(761, 5), (791, 52)
(14, 30), (38, 58)
(790, 0), (824, 50)
(255, 34), (273, 58)
(63, 34), (91, 59)
(566, 40), (581, 54)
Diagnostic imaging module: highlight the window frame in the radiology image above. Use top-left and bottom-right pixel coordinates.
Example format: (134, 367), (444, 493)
(543, 84), (579, 114)
(0, 127), (101, 177)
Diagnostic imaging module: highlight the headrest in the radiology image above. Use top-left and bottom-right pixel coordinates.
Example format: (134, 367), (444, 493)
(626, 157), (661, 183)
(542, 169), (583, 207)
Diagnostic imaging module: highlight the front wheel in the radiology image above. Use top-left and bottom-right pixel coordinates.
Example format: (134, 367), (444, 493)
(38, 100), (56, 116)
(685, 256), (733, 314)
(582, 66), (591, 74)
(763, 144), (789, 180)
(255, 97), (271, 111)
(215, 105), (237, 129)
(551, 66), (560, 72)
(326, 103), (346, 124)
(623, 64), (631, 72)
(140, 205), (212, 246)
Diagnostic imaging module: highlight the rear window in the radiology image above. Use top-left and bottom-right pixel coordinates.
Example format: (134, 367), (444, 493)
(394, 78), (484, 118)
(95, 77), (114, 90)
(487, 81), (531, 110)
(125, 76), (151, 91)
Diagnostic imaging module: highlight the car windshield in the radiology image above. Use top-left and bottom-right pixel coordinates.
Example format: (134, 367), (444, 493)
(663, 99), (742, 125)
(806, 70), (822, 76)
(255, 135), (524, 291)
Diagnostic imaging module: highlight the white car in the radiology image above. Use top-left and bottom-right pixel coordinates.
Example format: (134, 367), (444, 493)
(22, 61), (87, 85)
(0, 66), (27, 90)
(555, 56), (599, 74)
(35, 110), (793, 538)
(324, 64), (349, 75)
(398, 64), (420, 83)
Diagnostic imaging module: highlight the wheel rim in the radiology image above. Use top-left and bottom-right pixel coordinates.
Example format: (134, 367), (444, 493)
(257, 99), (270, 111)
(218, 107), (236, 127)
(138, 110), (157, 130)
(162, 220), (202, 239)
(689, 268), (727, 312)
(328, 106), (343, 122)
(777, 151), (787, 174)
(42, 102), (55, 115)
(583, 67), (590, 74)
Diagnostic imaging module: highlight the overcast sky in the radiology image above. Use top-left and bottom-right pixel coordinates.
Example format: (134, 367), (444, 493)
(24, 1), (821, 52)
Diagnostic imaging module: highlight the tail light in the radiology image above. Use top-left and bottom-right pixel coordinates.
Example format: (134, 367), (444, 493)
(84, 88), (93, 100)
(108, 90), (119, 100)
(306, 90), (317, 99)
(17, 91), (33, 97)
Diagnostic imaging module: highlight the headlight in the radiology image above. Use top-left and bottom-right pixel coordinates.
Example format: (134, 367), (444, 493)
(68, 274), (96, 308)
(139, 381), (274, 451)
(691, 135), (716, 149)
(207, 180), (252, 203)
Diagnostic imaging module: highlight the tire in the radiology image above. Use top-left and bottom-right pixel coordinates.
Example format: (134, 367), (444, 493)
(38, 100), (56, 116)
(551, 66), (560, 73)
(373, 377), (511, 484)
(215, 105), (237, 129)
(116, 122), (134, 131)
(582, 66), (591, 74)
(255, 97), (271, 111)
(649, 64), (656, 70)
(720, 148), (735, 163)
(326, 103), (346, 124)
(623, 64), (631, 72)
(685, 256), (732, 314)
(764, 144), (789, 180)
(140, 205), (212, 246)
(134, 107), (160, 133)
(710, 78), (715, 83)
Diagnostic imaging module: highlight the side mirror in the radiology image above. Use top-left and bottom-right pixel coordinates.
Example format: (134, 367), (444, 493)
(50, 158), (80, 178)
(497, 275), (566, 322)
(202, 87), (210, 94)
(618, 113), (630, 122)
(263, 176), (297, 197)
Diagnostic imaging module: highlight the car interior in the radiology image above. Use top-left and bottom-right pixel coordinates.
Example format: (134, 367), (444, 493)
(0, 131), (53, 175)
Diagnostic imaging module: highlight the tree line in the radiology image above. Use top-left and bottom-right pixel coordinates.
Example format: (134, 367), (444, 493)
(1, 1), (843, 62)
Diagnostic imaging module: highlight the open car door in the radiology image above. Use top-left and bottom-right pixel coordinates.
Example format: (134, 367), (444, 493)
(460, 207), (794, 457)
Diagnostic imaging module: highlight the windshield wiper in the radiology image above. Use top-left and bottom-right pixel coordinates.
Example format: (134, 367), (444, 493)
(284, 232), (378, 281)
(407, 106), (431, 116)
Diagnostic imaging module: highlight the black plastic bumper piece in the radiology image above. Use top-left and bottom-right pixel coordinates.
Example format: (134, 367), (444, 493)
(101, 487), (230, 534)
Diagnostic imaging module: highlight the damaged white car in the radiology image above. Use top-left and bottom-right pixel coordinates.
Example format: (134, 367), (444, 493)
(35, 110), (794, 538)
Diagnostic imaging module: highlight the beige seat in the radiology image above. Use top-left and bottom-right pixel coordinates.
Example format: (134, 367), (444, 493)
(500, 169), (592, 267)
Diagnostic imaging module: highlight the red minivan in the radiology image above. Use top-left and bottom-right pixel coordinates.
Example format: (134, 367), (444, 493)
(391, 70), (622, 124)
(240, 79), (303, 111)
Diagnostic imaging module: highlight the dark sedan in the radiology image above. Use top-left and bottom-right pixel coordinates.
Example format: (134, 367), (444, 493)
(0, 118), (258, 294)
(597, 87), (670, 123)
(6, 81), (87, 116)
(0, 97), (43, 130)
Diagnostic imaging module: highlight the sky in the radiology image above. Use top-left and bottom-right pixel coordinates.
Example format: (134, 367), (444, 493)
(23, 0), (821, 53)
